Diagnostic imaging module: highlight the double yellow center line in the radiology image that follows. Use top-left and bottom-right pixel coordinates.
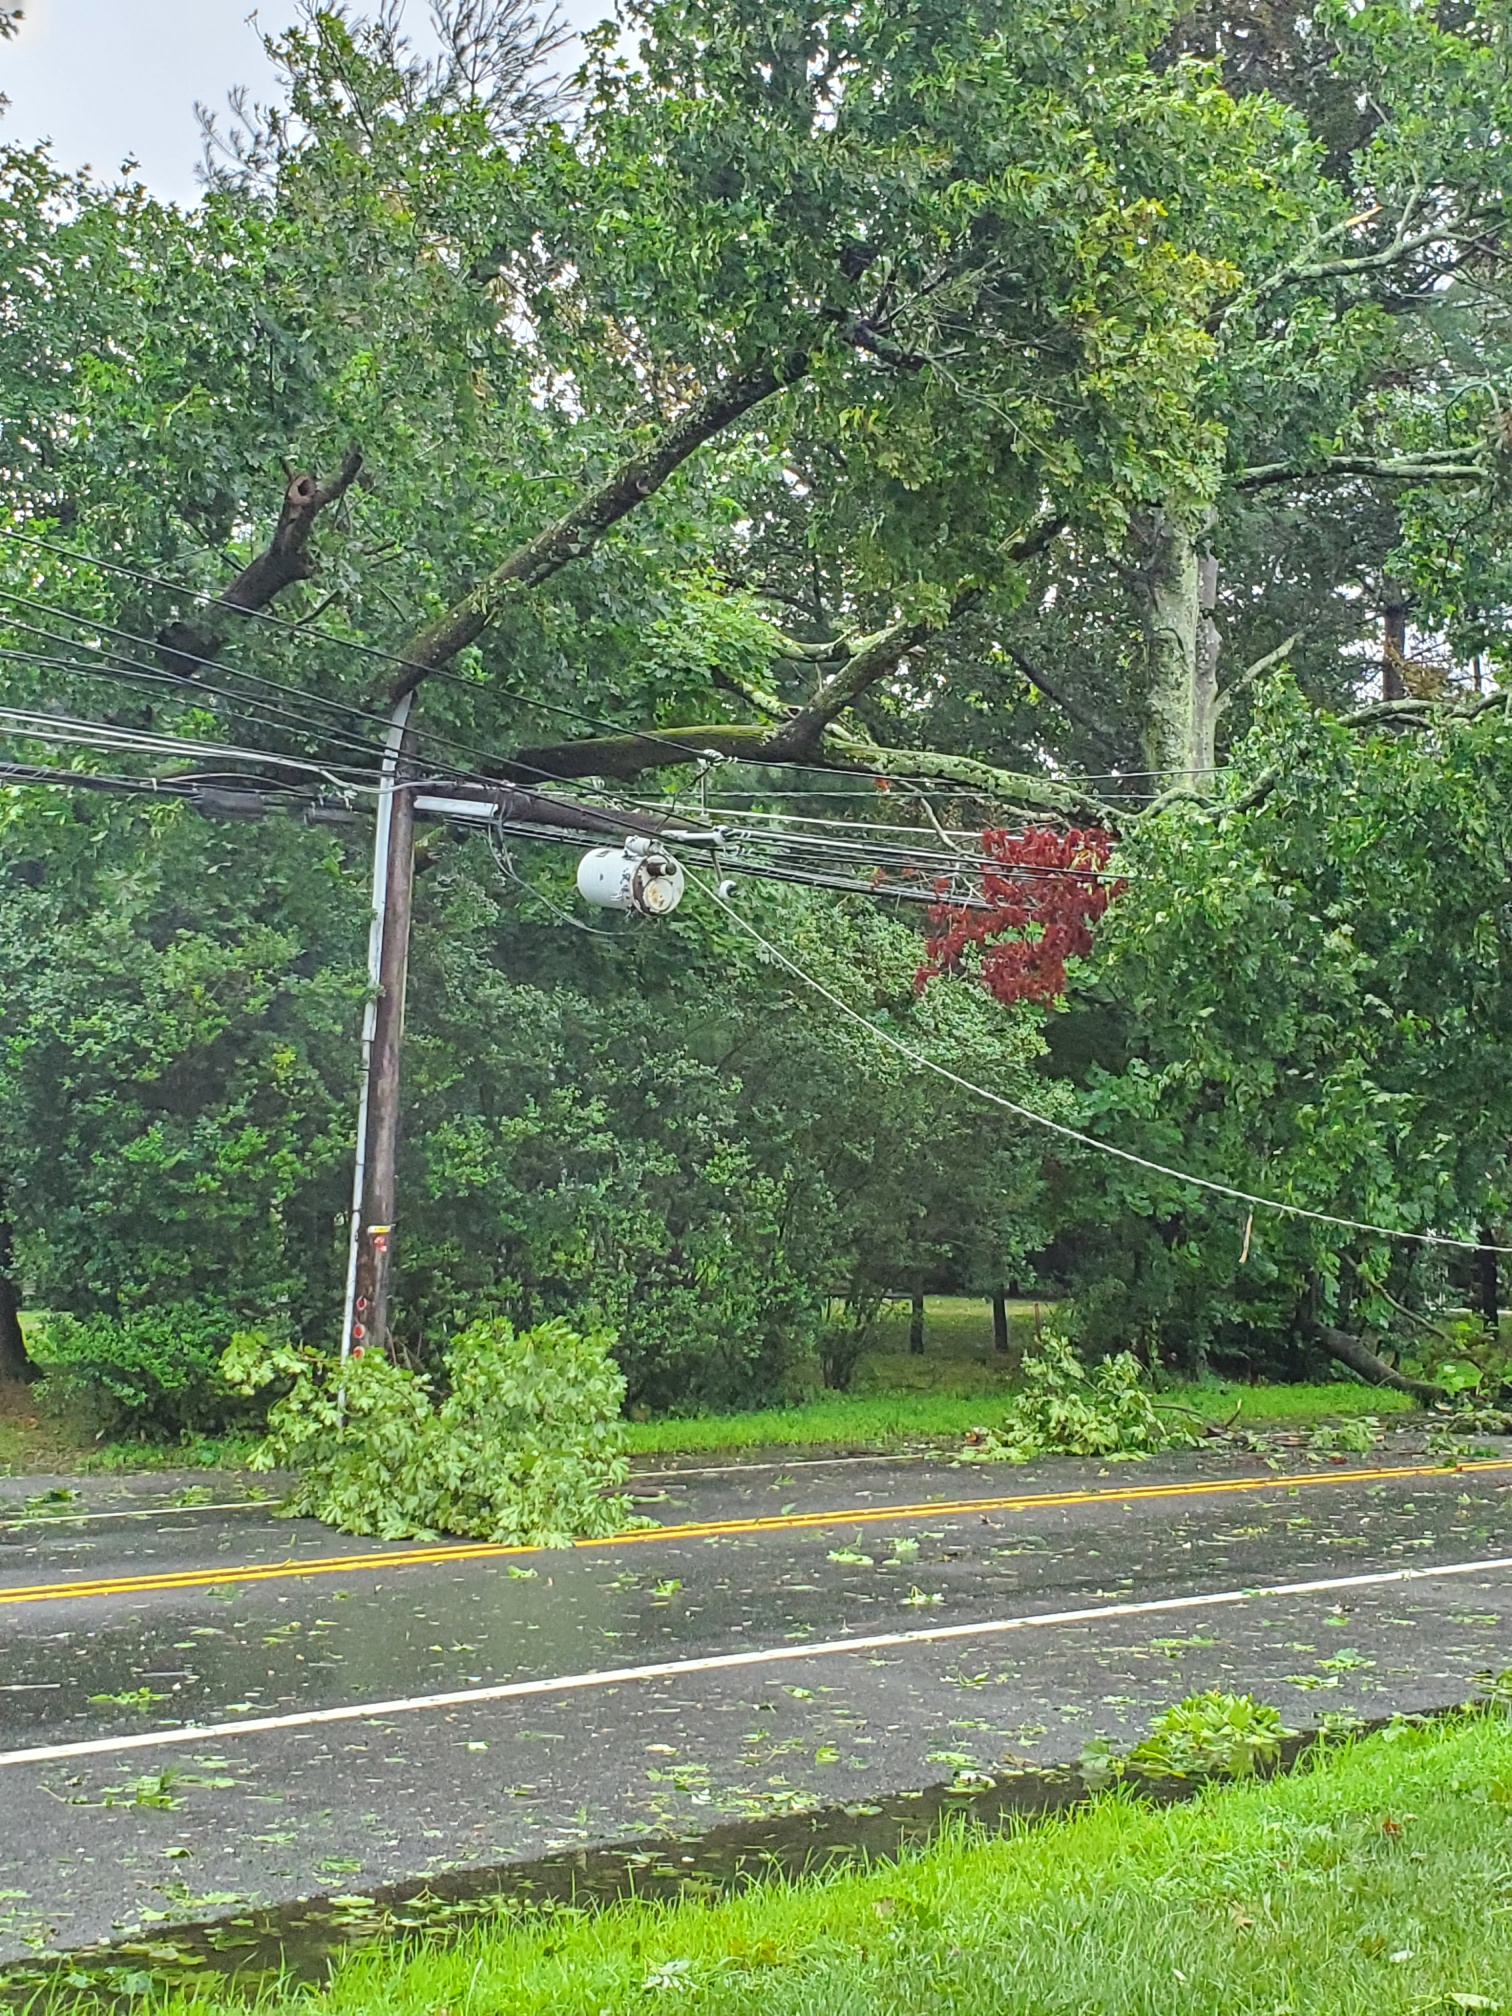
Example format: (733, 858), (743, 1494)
(0, 1457), (1505, 1610)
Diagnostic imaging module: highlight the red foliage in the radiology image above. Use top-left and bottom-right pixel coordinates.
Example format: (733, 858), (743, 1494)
(917, 826), (1120, 1007)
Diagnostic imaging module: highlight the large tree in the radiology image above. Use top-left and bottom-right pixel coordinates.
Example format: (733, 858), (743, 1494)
(1, 0), (1509, 1401)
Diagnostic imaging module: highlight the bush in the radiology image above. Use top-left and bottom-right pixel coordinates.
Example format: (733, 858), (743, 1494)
(36, 1303), (265, 1438)
(223, 1316), (636, 1544)
(963, 1331), (1197, 1462)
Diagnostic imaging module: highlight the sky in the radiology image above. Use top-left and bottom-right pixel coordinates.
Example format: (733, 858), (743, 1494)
(0, 0), (597, 205)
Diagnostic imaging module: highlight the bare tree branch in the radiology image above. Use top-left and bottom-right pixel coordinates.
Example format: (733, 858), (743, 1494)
(1236, 453), (1482, 493)
(1003, 643), (1122, 756)
(158, 447), (363, 676)
(1214, 632), (1298, 720)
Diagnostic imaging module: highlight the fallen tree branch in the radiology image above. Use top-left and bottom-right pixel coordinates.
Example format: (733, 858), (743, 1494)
(390, 350), (824, 695)
(1236, 453), (1482, 494)
(1314, 1323), (1444, 1405)
(507, 715), (1118, 823)
(759, 612), (949, 761)
(820, 723), (1119, 823)
(506, 722), (774, 781)
(157, 448), (363, 676)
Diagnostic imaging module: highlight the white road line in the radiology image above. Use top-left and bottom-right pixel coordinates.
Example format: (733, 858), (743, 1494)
(2, 1553), (1509, 1772)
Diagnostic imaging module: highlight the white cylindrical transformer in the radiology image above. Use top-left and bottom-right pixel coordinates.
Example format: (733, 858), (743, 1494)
(576, 841), (686, 917)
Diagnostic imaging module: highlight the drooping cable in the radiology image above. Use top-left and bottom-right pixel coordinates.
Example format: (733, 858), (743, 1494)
(697, 875), (1512, 1255)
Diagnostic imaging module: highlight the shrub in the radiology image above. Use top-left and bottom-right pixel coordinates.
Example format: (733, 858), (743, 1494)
(223, 1316), (636, 1544)
(962, 1331), (1197, 1462)
(36, 1303), (265, 1437)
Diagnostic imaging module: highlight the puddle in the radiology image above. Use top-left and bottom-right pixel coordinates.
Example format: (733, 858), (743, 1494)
(0, 1744), (1310, 2007)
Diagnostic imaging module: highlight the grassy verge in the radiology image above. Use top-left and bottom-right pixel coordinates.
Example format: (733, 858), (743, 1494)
(0, 1389), (259, 1478)
(138, 1712), (1512, 2015)
(624, 1378), (1414, 1458)
(3, 1295), (1416, 1475)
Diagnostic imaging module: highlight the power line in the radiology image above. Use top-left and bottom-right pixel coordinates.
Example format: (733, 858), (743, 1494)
(0, 759), (199, 801)
(699, 875), (1512, 1256)
(0, 529), (767, 775)
(0, 706), (390, 790)
(0, 628), (396, 777)
(0, 587), (465, 775)
(0, 581), (784, 817)
(0, 529), (1100, 803)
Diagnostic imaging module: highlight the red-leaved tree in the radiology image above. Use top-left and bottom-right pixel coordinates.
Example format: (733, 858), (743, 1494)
(918, 826), (1120, 1007)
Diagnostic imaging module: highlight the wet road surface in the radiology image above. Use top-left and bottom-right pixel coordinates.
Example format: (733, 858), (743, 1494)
(2, 1431), (1511, 1961)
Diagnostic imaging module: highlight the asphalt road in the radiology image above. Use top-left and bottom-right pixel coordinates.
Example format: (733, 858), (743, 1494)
(2, 1431), (1512, 1964)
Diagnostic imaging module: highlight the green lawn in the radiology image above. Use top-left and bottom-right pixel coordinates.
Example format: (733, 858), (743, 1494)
(124, 1711), (1512, 2016)
(625, 1295), (1414, 1456)
(622, 1378), (1412, 1456)
(2, 1294), (1418, 1475)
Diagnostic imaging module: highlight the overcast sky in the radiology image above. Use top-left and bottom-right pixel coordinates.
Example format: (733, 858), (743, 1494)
(0, 0), (597, 205)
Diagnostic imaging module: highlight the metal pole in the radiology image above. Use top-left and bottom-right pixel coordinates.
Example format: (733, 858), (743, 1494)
(340, 693), (412, 1358)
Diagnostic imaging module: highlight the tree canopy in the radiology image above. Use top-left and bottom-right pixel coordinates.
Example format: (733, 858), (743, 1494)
(1, 0), (1509, 1410)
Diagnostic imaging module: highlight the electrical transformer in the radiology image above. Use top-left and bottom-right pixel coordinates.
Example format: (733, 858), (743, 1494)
(576, 837), (686, 916)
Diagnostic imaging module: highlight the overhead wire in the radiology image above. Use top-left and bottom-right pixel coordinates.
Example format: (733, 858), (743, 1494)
(0, 622), (399, 777)
(487, 816), (626, 937)
(0, 586), (733, 820)
(0, 586), (484, 780)
(0, 529), (1103, 803)
(0, 706), (391, 790)
(0, 530), (775, 778)
(12, 534), (1492, 1252)
(0, 758), (199, 800)
(698, 874), (1512, 1257)
(0, 537), (1155, 890)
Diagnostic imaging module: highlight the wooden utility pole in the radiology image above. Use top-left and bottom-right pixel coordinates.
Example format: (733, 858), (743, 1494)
(341, 697), (416, 1359)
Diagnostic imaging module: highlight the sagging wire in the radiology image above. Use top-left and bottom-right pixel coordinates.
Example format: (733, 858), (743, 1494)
(487, 812), (624, 937)
(697, 873), (1512, 1257)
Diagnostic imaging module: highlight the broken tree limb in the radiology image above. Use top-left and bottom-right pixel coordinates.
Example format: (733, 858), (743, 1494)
(157, 448), (363, 676)
(1314, 1324), (1444, 1404)
(1236, 453), (1482, 494)
(389, 352), (811, 695)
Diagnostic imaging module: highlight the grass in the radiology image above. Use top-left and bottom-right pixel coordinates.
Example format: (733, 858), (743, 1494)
(623, 1378), (1413, 1456)
(2, 1294), (1417, 1475)
(0, 1382), (258, 1478)
(624, 1295), (1415, 1456)
(117, 1710), (1512, 2015)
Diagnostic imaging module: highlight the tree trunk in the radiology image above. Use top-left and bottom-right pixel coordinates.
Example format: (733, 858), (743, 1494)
(1479, 1230), (1500, 1332)
(1143, 511), (1219, 790)
(0, 1208), (34, 1384)
(992, 1286), (1010, 1356)
(909, 1291), (925, 1356)
(1315, 1324), (1442, 1403)
(1382, 584), (1408, 702)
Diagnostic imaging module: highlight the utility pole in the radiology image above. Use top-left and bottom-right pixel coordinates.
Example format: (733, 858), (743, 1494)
(340, 695), (415, 1359)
